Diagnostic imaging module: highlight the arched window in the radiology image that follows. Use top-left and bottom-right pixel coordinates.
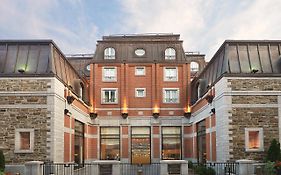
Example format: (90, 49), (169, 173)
(190, 61), (199, 72)
(165, 48), (176, 60)
(104, 47), (115, 59)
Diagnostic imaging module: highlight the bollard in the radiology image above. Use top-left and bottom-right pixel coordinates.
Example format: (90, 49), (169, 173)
(137, 169), (143, 175)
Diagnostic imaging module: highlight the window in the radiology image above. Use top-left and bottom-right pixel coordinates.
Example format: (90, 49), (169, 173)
(162, 127), (181, 160)
(104, 47), (115, 59)
(131, 127), (151, 164)
(101, 88), (118, 104)
(165, 48), (176, 60)
(135, 49), (146, 57)
(74, 120), (84, 165)
(100, 127), (120, 160)
(135, 88), (146, 97)
(135, 67), (145, 76)
(245, 128), (264, 152)
(164, 67), (178, 81)
(190, 61), (199, 72)
(15, 129), (34, 153)
(79, 83), (84, 100)
(102, 67), (117, 82)
(163, 88), (179, 103)
(86, 64), (91, 71)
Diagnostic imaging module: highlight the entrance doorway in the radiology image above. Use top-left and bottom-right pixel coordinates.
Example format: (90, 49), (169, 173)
(74, 120), (84, 166)
(131, 127), (151, 164)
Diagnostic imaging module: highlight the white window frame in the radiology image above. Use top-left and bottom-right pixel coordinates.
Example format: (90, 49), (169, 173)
(163, 88), (180, 103)
(165, 47), (176, 60)
(164, 67), (178, 82)
(101, 88), (118, 104)
(104, 47), (116, 59)
(14, 128), (34, 153)
(245, 128), (264, 152)
(102, 67), (117, 82)
(135, 66), (146, 76)
(135, 88), (146, 97)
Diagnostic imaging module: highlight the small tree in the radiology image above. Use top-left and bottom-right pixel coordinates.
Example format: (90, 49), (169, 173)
(0, 150), (4, 173)
(267, 139), (281, 162)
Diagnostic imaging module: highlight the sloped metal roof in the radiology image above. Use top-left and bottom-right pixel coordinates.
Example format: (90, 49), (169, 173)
(191, 40), (281, 104)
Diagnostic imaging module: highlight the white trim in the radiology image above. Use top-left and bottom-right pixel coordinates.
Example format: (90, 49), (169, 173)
(135, 88), (146, 97)
(232, 104), (278, 108)
(102, 67), (117, 82)
(163, 67), (178, 82)
(245, 128), (264, 152)
(163, 88), (180, 104)
(165, 47), (176, 60)
(104, 47), (115, 60)
(14, 128), (35, 153)
(101, 88), (118, 104)
(0, 104), (48, 108)
(95, 107), (184, 111)
(135, 66), (146, 76)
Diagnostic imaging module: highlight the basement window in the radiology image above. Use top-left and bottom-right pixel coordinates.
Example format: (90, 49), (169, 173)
(245, 128), (264, 152)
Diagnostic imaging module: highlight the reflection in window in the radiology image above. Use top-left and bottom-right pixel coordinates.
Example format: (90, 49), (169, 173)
(164, 67), (178, 81)
(103, 67), (117, 81)
(101, 89), (118, 104)
(163, 89), (179, 103)
(190, 62), (199, 72)
(249, 131), (259, 149)
(165, 48), (176, 60)
(131, 127), (151, 164)
(104, 47), (115, 59)
(100, 127), (120, 160)
(162, 127), (181, 160)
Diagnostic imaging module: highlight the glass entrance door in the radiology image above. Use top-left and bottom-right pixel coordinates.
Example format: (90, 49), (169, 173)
(197, 120), (206, 163)
(131, 127), (151, 164)
(74, 120), (84, 166)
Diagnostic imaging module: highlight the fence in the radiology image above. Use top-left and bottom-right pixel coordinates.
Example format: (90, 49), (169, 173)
(191, 162), (239, 175)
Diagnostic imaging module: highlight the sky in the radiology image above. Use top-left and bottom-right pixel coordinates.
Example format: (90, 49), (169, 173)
(1, 0), (281, 60)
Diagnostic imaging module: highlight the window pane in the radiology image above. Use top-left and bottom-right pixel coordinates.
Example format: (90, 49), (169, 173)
(103, 90), (117, 103)
(100, 127), (120, 160)
(249, 131), (260, 149)
(131, 127), (150, 164)
(190, 62), (199, 71)
(165, 48), (176, 59)
(162, 127), (181, 160)
(104, 48), (115, 59)
(20, 132), (30, 150)
(165, 68), (177, 81)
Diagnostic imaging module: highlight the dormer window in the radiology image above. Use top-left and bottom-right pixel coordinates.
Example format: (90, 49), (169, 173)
(165, 48), (176, 60)
(104, 47), (115, 59)
(190, 61), (199, 72)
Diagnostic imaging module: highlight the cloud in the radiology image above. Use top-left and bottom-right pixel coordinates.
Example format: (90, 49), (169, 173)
(0, 0), (98, 54)
(120, 0), (281, 60)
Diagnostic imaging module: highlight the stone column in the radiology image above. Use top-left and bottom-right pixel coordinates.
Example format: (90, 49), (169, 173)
(236, 159), (255, 175)
(25, 161), (44, 175)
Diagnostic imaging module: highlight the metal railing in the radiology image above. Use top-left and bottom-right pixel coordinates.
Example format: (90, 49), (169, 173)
(191, 162), (239, 175)
(121, 163), (160, 175)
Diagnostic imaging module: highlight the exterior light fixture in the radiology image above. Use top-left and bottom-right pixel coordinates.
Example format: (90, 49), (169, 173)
(121, 112), (128, 119)
(66, 96), (75, 104)
(211, 108), (215, 114)
(90, 112), (98, 120)
(152, 112), (160, 119)
(205, 94), (214, 104)
(18, 69), (25, 73)
(184, 112), (191, 118)
(251, 69), (259, 73)
(64, 109), (72, 115)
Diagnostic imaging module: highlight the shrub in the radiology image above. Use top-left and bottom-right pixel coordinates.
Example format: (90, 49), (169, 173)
(188, 160), (194, 169)
(0, 150), (4, 174)
(264, 161), (276, 175)
(267, 139), (281, 162)
(194, 165), (215, 175)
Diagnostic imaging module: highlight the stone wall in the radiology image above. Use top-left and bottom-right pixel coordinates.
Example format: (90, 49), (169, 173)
(228, 78), (281, 161)
(229, 79), (281, 91)
(230, 107), (279, 160)
(0, 78), (51, 164)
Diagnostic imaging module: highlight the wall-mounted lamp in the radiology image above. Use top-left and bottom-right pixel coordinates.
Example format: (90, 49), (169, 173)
(251, 69), (259, 73)
(152, 112), (160, 119)
(90, 112), (98, 120)
(211, 108), (215, 114)
(121, 112), (128, 119)
(184, 112), (191, 118)
(67, 96), (75, 104)
(205, 94), (214, 104)
(18, 69), (25, 73)
(64, 109), (72, 115)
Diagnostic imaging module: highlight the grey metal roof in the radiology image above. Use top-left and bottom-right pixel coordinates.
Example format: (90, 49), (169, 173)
(93, 34), (187, 63)
(191, 40), (281, 104)
(0, 40), (87, 97)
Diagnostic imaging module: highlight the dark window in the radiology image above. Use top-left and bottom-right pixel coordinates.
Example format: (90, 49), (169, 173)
(74, 120), (84, 166)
